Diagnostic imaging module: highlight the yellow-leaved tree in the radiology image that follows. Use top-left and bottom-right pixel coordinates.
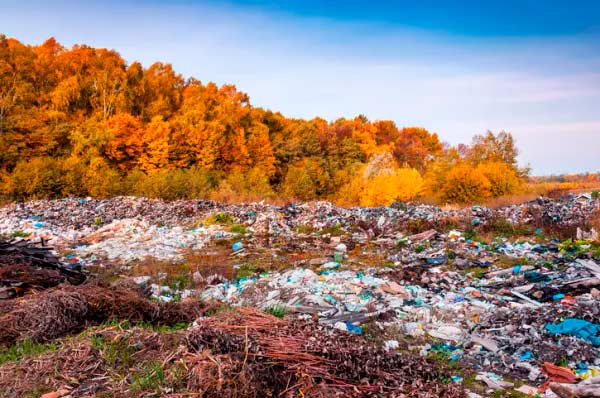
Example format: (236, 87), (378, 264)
(336, 153), (423, 207)
(476, 161), (521, 197)
(441, 163), (491, 204)
(360, 167), (423, 206)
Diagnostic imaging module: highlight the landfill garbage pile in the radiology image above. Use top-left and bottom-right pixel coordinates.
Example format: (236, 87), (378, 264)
(1, 193), (600, 397)
(0, 307), (465, 398)
(0, 193), (597, 261)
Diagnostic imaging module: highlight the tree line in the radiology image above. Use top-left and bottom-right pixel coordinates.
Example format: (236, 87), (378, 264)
(0, 35), (527, 205)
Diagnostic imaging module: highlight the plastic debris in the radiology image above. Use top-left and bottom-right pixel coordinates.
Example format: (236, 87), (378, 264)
(545, 318), (600, 347)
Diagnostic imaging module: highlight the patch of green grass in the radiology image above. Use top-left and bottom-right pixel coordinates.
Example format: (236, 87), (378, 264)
(414, 244), (426, 253)
(592, 190), (599, 199)
(10, 230), (31, 238)
(97, 318), (131, 330)
(130, 360), (165, 393)
(0, 339), (58, 364)
(96, 318), (189, 333)
(264, 304), (287, 318)
(426, 351), (462, 371)
(91, 334), (136, 369)
(229, 223), (248, 234)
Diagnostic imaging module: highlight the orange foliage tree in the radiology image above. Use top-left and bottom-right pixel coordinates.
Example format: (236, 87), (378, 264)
(0, 35), (528, 205)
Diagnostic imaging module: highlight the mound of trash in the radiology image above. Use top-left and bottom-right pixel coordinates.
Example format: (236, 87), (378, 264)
(1, 194), (600, 397)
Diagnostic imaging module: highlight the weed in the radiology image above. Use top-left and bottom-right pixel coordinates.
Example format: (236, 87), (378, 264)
(96, 319), (189, 333)
(169, 362), (188, 390)
(436, 217), (460, 232)
(414, 244), (426, 253)
(169, 273), (192, 290)
(558, 355), (568, 367)
(92, 335), (136, 368)
(202, 211), (234, 226)
(130, 360), (165, 393)
(124, 322), (189, 332)
(0, 339), (58, 364)
(559, 239), (591, 258)
(229, 223), (248, 234)
(94, 217), (102, 227)
(264, 304), (287, 318)
(235, 262), (258, 279)
(10, 230), (31, 238)
(592, 191), (599, 199)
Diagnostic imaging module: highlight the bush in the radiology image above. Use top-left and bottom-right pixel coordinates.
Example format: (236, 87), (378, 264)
(441, 163), (491, 204)
(5, 157), (65, 200)
(360, 167), (423, 206)
(476, 161), (521, 197)
(211, 168), (274, 203)
(124, 167), (214, 200)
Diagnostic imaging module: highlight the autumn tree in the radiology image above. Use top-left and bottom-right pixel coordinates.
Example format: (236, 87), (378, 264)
(441, 163), (491, 204)
(476, 161), (521, 197)
(0, 36), (528, 205)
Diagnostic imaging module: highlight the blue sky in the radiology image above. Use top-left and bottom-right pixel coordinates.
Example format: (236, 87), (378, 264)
(2, 0), (600, 174)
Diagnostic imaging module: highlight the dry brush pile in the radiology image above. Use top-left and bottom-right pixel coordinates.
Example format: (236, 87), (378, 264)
(0, 307), (466, 398)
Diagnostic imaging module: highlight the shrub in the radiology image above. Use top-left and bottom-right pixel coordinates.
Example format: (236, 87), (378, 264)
(476, 161), (521, 197)
(359, 167), (423, 206)
(441, 163), (491, 204)
(5, 157), (65, 200)
(212, 168), (275, 203)
(124, 167), (214, 200)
